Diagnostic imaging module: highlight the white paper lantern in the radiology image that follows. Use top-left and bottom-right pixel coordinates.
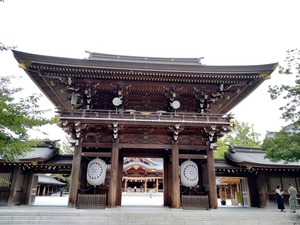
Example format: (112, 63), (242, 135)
(180, 160), (199, 187)
(87, 158), (106, 186)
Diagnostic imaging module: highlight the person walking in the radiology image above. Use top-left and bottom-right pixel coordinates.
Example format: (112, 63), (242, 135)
(288, 184), (298, 213)
(276, 185), (285, 212)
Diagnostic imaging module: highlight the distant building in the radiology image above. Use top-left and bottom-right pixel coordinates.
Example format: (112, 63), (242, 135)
(265, 123), (299, 138)
(37, 174), (66, 196)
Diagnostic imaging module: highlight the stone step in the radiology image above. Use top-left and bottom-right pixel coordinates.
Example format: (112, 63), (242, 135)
(0, 207), (298, 225)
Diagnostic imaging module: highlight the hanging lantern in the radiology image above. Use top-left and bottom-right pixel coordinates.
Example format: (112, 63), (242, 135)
(87, 158), (106, 186)
(180, 160), (199, 187)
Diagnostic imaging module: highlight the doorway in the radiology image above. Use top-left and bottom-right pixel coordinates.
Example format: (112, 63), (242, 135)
(216, 176), (250, 207)
(32, 173), (69, 207)
(121, 157), (164, 206)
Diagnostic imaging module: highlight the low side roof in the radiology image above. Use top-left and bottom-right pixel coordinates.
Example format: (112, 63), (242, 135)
(38, 174), (66, 185)
(0, 141), (58, 163)
(225, 146), (300, 168)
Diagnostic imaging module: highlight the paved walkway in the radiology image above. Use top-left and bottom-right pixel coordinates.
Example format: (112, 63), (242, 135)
(34, 192), (164, 206)
(34, 192), (235, 207)
(1, 194), (299, 225)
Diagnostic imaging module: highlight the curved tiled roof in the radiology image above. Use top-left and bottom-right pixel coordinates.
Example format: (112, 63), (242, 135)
(0, 141), (59, 162)
(12, 50), (277, 114)
(123, 161), (163, 171)
(225, 146), (300, 168)
(38, 174), (66, 185)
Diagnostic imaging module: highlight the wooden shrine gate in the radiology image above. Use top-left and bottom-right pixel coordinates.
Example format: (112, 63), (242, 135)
(64, 110), (224, 209)
(12, 50), (276, 209)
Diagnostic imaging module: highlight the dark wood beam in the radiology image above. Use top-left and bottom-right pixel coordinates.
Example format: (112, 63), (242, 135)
(82, 142), (209, 151)
(81, 152), (111, 157)
(179, 154), (207, 159)
(82, 143), (112, 148)
(120, 152), (169, 158)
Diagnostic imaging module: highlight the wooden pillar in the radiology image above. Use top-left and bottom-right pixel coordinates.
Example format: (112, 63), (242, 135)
(124, 179), (128, 192)
(172, 141), (180, 208)
(7, 166), (21, 206)
(116, 154), (123, 206)
(68, 143), (82, 208)
(207, 148), (218, 209)
(163, 156), (171, 206)
(42, 185), (46, 196)
(156, 179), (159, 192)
(25, 173), (37, 205)
(144, 181), (147, 193)
(257, 171), (268, 208)
(108, 143), (119, 208)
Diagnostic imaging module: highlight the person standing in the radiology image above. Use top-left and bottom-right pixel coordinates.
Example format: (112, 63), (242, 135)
(288, 184), (298, 213)
(60, 187), (64, 197)
(276, 185), (285, 212)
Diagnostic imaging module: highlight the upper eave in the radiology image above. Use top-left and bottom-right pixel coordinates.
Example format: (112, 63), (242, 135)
(11, 50), (278, 113)
(12, 50), (277, 76)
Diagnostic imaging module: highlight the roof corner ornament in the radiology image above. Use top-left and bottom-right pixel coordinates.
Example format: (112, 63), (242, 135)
(260, 72), (271, 80)
(198, 57), (204, 65)
(19, 60), (32, 69)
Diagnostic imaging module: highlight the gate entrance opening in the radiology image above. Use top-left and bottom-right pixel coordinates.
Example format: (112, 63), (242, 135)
(121, 157), (163, 206)
(216, 176), (250, 207)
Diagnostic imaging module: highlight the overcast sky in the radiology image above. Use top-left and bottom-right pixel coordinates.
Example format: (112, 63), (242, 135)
(1, 0), (299, 141)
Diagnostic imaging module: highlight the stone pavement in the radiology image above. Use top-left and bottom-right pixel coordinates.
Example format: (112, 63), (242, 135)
(0, 193), (299, 225)
(34, 192), (234, 207)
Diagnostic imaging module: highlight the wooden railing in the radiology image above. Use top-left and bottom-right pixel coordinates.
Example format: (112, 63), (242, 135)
(59, 109), (232, 126)
(181, 195), (209, 210)
(77, 194), (106, 209)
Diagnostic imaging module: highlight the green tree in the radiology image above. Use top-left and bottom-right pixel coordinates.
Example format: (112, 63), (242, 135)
(263, 130), (300, 163)
(0, 43), (16, 51)
(214, 121), (260, 158)
(56, 135), (74, 155)
(0, 45), (54, 161)
(268, 49), (300, 122)
(262, 49), (300, 162)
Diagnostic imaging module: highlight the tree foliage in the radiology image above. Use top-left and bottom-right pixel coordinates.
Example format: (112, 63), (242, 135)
(268, 49), (300, 122)
(262, 49), (300, 162)
(56, 135), (74, 155)
(214, 121), (260, 158)
(0, 46), (54, 161)
(0, 76), (55, 161)
(0, 43), (16, 52)
(262, 131), (300, 163)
